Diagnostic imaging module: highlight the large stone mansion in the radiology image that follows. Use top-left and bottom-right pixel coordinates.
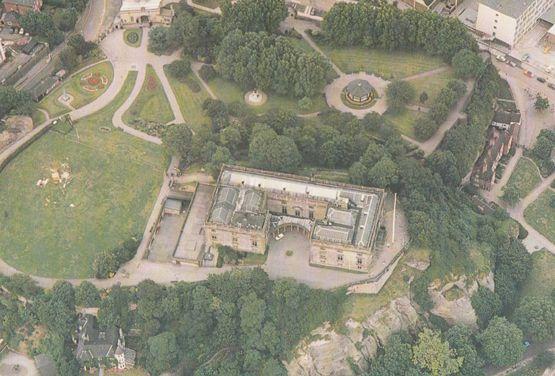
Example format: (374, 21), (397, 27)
(204, 166), (385, 272)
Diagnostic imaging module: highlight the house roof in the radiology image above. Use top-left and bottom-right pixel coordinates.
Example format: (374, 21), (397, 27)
(479, 0), (534, 19)
(493, 110), (521, 125)
(120, 0), (162, 12)
(75, 314), (118, 363)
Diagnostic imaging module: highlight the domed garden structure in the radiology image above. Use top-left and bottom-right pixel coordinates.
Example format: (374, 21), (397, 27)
(344, 79), (375, 105)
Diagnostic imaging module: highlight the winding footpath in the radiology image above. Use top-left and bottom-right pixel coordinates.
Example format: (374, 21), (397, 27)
(0, 28), (240, 289)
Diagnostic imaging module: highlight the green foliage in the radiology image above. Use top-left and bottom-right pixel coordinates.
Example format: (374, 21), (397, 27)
(148, 26), (171, 55)
(452, 49), (484, 79)
(412, 328), (463, 376)
(534, 94), (550, 111)
(166, 59), (192, 81)
(146, 331), (179, 374)
(221, 0), (287, 33)
(93, 236), (140, 278)
(525, 130), (555, 177)
(18, 11), (64, 46)
(366, 333), (425, 376)
(322, 3), (477, 61)
(1, 273), (42, 298)
(248, 127), (302, 172)
(162, 123), (194, 160)
(75, 281), (100, 307)
(170, 12), (222, 61)
(98, 284), (131, 330)
(216, 30), (331, 98)
(199, 64), (218, 81)
(502, 185), (521, 206)
(445, 325), (484, 376)
(53, 7), (78, 32)
(414, 115), (436, 140)
(478, 316), (524, 367)
(60, 46), (79, 71)
(0, 86), (35, 119)
(67, 33), (97, 57)
(514, 296), (555, 342)
(386, 80), (416, 113)
(471, 286), (501, 329)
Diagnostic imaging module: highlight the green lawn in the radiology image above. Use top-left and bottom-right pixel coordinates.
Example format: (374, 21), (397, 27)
(0, 71), (166, 278)
(286, 36), (316, 54)
(407, 68), (456, 106)
(317, 44), (446, 79)
(520, 250), (555, 299)
(192, 0), (220, 8)
(383, 109), (422, 139)
(208, 77), (329, 115)
(31, 110), (46, 126)
(124, 28), (142, 48)
(39, 61), (114, 118)
(123, 64), (174, 125)
(504, 157), (542, 198)
(524, 189), (555, 244)
(164, 66), (210, 127)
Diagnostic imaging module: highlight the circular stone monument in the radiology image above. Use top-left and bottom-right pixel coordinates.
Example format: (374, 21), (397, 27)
(244, 89), (268, 107)
(344, 79), (375, 105)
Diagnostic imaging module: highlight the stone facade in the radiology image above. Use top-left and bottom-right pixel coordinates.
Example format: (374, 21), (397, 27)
(204, 166), (385, 273)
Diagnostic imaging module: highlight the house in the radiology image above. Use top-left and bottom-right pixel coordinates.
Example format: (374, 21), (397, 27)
(203, 165), (385, 273)
(116, 0), (175, 26)
(475, 0), (554, 47)
(3, 0), (42, 15)
(75, 314), (135, 370)
(471, 110), (520, 190)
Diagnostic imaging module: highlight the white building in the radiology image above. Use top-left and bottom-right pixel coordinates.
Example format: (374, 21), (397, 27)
(117, 0), (175, 26)
(476, 0), (555, 47)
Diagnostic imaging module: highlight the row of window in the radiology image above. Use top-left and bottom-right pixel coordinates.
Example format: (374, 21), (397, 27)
(210, 231), (258, 248)
(281, 205), (315, 219)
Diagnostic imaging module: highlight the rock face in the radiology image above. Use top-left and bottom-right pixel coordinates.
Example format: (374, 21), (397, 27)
(286, 297), (419, 376)
(429, 272), (494, 328)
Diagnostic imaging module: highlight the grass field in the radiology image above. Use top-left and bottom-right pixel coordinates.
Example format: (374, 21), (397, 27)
(124, 28), (142, 47)
(0, 71), (166, 278)
(287, 36), (315, 54)
(123, 64), (174, 125)
(504, 157), (542, 198)
(39, 61), (114, 118)
(520, 250), (555, 299)
(208, 77), (329, 115)
(383, 109), (422, 139)
(31, 110), (46, 126)
(317, 44), (446, 79)
(407, 68), (456, 106)
(524, 189), (555, 244)
(164, 66), (210, 127)
(106, 368), (148, 376)
(192, 0), (220, 8)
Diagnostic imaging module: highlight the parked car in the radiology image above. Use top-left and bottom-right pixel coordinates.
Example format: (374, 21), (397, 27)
(546, 65), (553, 73)
(496, 54), (507, 62)
(523, 70), (534, 78)
(537, 77), (546, 83)
(522, 53), (530, 62)
(508, 61), (517, 68)
(548, 83), (555, 90)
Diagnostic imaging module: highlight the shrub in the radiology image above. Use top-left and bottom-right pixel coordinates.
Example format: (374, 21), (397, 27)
(166, 59), (192, 81)
(199, 64), (217, 81)
(414, 115), (438, 141)
(126, 31), (139, 44)
(298, 97), (313, 111)
(93, 235), (141, 278)
(184, 76), (201, 93)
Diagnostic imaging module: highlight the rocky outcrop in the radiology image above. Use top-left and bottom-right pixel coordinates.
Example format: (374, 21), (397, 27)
(429, 272), (494, 328)
(286, 297), (419, 376)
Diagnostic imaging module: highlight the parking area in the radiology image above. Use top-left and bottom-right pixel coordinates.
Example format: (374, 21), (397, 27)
(148, 214), (186, 262)
(263, 232), (370, 289)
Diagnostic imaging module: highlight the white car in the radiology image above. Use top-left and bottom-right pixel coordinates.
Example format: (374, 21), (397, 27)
(275, 233), (284, 241)
(496, 54), (506, 62)
(545, 65), (553, 74)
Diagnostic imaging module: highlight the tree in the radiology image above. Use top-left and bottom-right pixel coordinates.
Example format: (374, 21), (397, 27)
(427, 150), (461, 186)
(502, 185), (520, 206)
(59, 46), (79, 71)
(514, 296), (555, 342)
(366, 157), (399, 189)
(494, 239), (532, 311)
(75, 281), (100, 307)
(98, 284), (131, 330)
(412, 328), (463, 376)
(534, 94), (550, 111)
(148, 26), (171, 55)
(166, 59), (192, 81)
(0, 86), (34, 119)
(146, 331), (179, 374)
(367, 333), (424, 376)
(471, 286), (501, 329)
(445, 326), (484, 376)
(419, 91), (429, 104)
(478, 316), (524, 367)
(452, 49), (484, 79)
(248, 128), (301, 172)
(221, 0), (287, 33)
(386, 80), (416, 112)
(162, 124), (193, 160)
(68, 34), (96, 56)
(53, 7), (78, 32)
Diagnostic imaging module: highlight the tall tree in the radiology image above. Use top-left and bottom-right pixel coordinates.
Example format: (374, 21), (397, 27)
(478, 317), (524, 367)
(412, 328), (463, 376)
(221, 0), (287, 33)
(514, 297), (555, 342)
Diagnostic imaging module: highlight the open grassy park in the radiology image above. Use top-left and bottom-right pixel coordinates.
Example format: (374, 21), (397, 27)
(407, 68), (456, 106)
(207, 77), (329, 115)
(520, 250), (555, 299)
(0, 71), (166, 278)
(39, 61), (114, 118)
(317, 44), (446, 79)
(123, 64), (174, 125)
(383, 109), (422, 139)
(504, 157), (542, 198)
(164, 66), (211, 126)
(524, 189), (555, 244)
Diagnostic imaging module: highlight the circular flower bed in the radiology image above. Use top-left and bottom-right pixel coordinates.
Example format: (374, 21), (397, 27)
(80, 72), (109, 92)
(126, 31), (139, 45)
